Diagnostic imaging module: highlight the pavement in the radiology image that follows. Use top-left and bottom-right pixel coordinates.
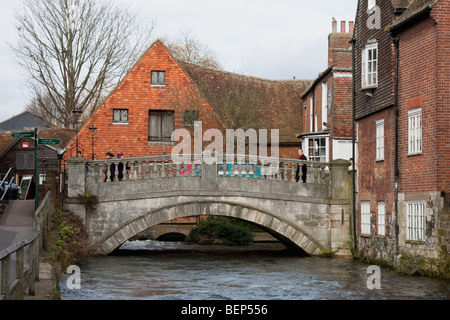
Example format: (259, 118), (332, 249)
(0, 199), (34, 251)
(0, 200), (57, 300)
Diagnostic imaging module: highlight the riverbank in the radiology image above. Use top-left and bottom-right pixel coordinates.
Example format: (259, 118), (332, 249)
(24, 262), (59, 300)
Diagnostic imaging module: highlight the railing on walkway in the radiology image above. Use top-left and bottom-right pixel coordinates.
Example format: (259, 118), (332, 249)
(0, 191), (52, 300)
(86, 154), (332, 185)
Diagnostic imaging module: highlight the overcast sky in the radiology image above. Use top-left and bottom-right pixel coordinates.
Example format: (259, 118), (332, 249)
(0, 0), (357, 123)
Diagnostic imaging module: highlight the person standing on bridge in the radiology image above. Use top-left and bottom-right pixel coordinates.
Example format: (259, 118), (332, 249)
(295, 148), (307, 183)
(117, 152), (130, 181)
(103, 152), (116, 182)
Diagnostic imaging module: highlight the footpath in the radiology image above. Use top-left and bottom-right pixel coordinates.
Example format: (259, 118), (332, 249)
(0, 200), (56, 300)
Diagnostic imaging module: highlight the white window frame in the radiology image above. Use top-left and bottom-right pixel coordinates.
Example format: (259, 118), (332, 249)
(361, 201), (371, 235)
(362, 43), (378, 88)
(377, 202), (385, 236)
(408, 108), (422, 155)
(307, 136), (328, 162)
(376, 119), (384, 161)
(407, 201), (426, 242)
(321, 82), (328, 129)
(310, 96), (314, 132)
(368, 0), (376, 11)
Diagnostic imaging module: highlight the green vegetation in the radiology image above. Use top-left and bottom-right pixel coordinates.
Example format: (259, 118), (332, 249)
(44, 209), (92, 275)
(186, 216), (254, 246)
(77, 193), (99, 210)
(395, 252), (450, 279)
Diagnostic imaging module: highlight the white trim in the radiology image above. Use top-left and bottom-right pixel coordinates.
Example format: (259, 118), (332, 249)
(362, 42), (378, 89)
(361, 201), (371, 235)
(376, 119), (384, 161)
(333, 73), (353, 78)
(408, 107), (422, 155)
(377, 202), (385, 236)
(321, 82), (328, 128)
(406, 201), (426, 241)
(310, 96), (314, 132)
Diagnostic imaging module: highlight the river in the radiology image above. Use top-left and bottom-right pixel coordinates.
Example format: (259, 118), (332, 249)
(59, 240), (449, 300)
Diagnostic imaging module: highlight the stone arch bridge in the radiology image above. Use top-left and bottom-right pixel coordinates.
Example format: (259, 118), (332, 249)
(65, 155), (352, 256)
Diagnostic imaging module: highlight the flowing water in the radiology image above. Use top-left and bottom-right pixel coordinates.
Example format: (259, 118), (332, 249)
(59, 240), (449, 300)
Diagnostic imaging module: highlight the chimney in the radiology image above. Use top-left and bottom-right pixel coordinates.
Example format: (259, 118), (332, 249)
(349, 21), (354, 34)
(328, 19), (353, 67)
(340, 21), (346, 33)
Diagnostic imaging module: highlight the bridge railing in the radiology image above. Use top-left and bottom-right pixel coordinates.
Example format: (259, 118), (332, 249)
(85, 154), (332, 185)
(0, 191), (51, 300)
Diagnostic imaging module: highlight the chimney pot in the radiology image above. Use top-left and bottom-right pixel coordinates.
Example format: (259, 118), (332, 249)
(341, 21), (346, 33)
(332, 20), (337, 33)
(349, 21), (354, 34)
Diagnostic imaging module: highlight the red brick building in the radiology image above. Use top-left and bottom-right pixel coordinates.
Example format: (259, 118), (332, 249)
(299, 20), (354, 163)
(354, 0), (450, 268)
(64, 40), (310, 162)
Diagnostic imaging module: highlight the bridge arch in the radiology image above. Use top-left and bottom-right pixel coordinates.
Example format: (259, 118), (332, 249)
(94, 201), (327, 256)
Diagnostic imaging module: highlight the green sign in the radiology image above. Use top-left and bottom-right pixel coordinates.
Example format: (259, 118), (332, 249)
(38, 138), (62, 146)
(11, 131), (35, 139)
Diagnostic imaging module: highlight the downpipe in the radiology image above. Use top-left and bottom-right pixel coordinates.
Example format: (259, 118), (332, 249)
(393, 37), (400, 266)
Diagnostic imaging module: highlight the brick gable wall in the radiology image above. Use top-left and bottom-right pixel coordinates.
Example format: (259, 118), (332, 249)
(64, 40), (225, 161)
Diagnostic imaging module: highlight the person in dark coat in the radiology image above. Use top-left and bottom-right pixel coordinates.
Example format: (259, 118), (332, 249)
(295, 148), (308, 183)
(117, 152), (130, 181)
(103, 152), (116, 182)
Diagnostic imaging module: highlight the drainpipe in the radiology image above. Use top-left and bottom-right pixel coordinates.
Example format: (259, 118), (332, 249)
(350, 38), (357, 255)
(393, 37), (400, 266)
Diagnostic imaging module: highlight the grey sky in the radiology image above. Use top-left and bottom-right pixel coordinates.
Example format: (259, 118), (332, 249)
(0, 0), (357, 123)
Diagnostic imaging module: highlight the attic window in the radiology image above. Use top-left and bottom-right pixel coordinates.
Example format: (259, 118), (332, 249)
(151, 71), (165, 86)
(113, 109), (129, 124)
(368, 0), (376, 11)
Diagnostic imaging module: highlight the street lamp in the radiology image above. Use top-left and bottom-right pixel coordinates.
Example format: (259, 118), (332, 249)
(72, 107), (83, 157)
(89, 124), (97, 160)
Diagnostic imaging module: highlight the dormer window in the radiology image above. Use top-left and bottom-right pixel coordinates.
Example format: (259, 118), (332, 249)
(368, 0), (376, 11)
(151, 71), (165, 86)
(362, 42), (378, 89)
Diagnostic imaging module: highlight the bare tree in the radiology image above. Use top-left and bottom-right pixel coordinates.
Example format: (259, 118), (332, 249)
(167, 85), (203, 134)
(12, 0), (154, 127)
(25, 90), (63, 127)
(164, 29), (222, 70)
(194, 72), (266, 131)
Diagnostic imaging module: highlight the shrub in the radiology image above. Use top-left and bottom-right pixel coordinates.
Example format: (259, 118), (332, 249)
(46, 209), (92, 274)
(186, 216), (253, 246)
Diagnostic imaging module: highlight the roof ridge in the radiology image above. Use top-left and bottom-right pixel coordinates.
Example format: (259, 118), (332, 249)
(178, 61), (312, 84)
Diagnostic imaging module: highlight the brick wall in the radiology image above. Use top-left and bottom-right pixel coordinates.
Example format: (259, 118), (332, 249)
(357, 106), (396, 229)
(355, 0), (450, 262)
(331, 75), (353, 138)
(434, 0), (450, 195)
(64, 40), (225, 162)
(397, 17), (438, 193)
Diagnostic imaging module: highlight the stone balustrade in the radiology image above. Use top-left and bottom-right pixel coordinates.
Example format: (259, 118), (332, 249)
(85, 154), (331, 185)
